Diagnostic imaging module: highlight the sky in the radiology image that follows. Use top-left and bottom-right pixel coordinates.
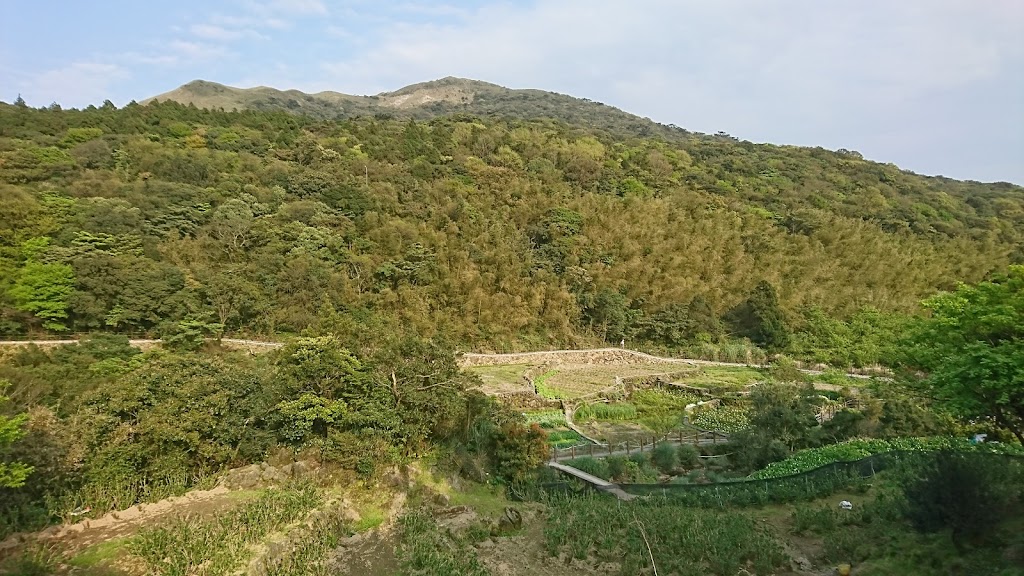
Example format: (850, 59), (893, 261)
(1, 0), (1022, 184)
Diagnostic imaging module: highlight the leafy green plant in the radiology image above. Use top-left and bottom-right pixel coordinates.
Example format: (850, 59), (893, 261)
(533, 370), (563, 399)
(690, 405), (750, 433)
(749, 437), (1024, 479)
(523, 410), (565, 428)
(575, 402), (637, 422)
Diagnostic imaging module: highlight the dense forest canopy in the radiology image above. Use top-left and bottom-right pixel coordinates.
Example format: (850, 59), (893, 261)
(0, 98), (1021, 363)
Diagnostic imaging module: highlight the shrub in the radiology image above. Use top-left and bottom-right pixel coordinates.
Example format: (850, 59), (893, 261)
(677, 444), (700, 468)
(606, 455), (628, 481)
(565, 457), (610, 481)
(651, 443), (679, 474)
(902, 452), (1018, 545)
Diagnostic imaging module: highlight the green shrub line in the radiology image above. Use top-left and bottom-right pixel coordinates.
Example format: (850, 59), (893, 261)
(749, 437), (1024, 479)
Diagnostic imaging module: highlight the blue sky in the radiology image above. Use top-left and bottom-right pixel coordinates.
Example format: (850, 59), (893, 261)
(2, 0), (1022, 184)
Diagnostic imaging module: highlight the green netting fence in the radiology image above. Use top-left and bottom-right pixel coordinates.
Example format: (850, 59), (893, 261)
(538, 451), (1024, 507)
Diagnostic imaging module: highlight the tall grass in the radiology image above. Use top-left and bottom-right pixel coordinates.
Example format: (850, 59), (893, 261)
(397, 510), (489, 576)
(575, 402), (638, 422)
(257, 515), (351, 576)
(129, 484), (322, 576)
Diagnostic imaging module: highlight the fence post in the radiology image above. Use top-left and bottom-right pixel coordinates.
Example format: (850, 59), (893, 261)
(626, 441), (630, 455)
(608, 442), (612, 456)
(640, 438), (644, 452)
(712, 433), (717, 445)
(678, 430), (683, 444)
(571, 446), (576, 459)
(589, 444), (594, 457)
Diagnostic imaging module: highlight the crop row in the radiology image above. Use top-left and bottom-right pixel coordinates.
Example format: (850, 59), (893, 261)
(749, 436), (1024, 479)
(689, 405), (750, 433)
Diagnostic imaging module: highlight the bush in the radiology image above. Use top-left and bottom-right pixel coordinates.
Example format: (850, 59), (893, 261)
(565, 457), (610, 481)
(902, 452), (1018, 545)
(677, 444), (700, 468)
(651, 443), (679, 474)
(606, 455), (628, 481)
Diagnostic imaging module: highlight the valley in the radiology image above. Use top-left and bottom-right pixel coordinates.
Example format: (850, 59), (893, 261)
(0, 82), (1022, 575)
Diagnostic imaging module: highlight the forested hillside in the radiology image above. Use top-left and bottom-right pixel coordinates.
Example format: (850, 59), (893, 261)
(1, 98), (1021, 364)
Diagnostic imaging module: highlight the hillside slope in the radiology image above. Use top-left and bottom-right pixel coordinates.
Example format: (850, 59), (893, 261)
(0, 99), (1022, 364)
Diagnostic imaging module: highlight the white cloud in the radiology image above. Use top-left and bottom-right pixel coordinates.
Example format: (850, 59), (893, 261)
(270, 0), (328, 16)
(168, 40), (230, 61)
(315, 0), (1023, 130)
(190, 23), (258, 41)
(19, 62), (128, 108)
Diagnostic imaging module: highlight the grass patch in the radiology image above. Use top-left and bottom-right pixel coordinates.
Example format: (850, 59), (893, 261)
(353, 505), (386, 532)
(682, 366), (764, 391)
(466, 364), (532, 394)
(397, 510), (489, 576)
(68, 538), (127, 569)
(449, 483), (509, 517)
(543, 494), (789, 575)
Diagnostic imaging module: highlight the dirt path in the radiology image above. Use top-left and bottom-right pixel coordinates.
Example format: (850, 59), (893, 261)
(330, 492), (407, 576)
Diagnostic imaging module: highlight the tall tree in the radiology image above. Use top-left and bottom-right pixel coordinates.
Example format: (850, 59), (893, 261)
(728, 280), (791, 351)
(9, 261), (74, 331)
(905, 266), (1024, 443)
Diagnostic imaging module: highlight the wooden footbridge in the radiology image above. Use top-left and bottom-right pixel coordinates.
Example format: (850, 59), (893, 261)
(546, 462), (636, 501)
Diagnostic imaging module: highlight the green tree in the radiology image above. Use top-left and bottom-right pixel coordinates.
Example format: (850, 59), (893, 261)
(9, 261), (74, 331)
(728, 280), (791, 351)
(905, 266), (1024, 444)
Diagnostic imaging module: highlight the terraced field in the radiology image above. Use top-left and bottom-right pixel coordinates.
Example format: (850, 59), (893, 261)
(466, 355), (766, 402)
(465, 364), (533, 395)
(538, 363), (697, 399)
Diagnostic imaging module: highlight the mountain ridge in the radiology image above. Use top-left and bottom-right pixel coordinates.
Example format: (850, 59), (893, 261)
(143, 77), (1024, 186)
(143, 76), (675, 140)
